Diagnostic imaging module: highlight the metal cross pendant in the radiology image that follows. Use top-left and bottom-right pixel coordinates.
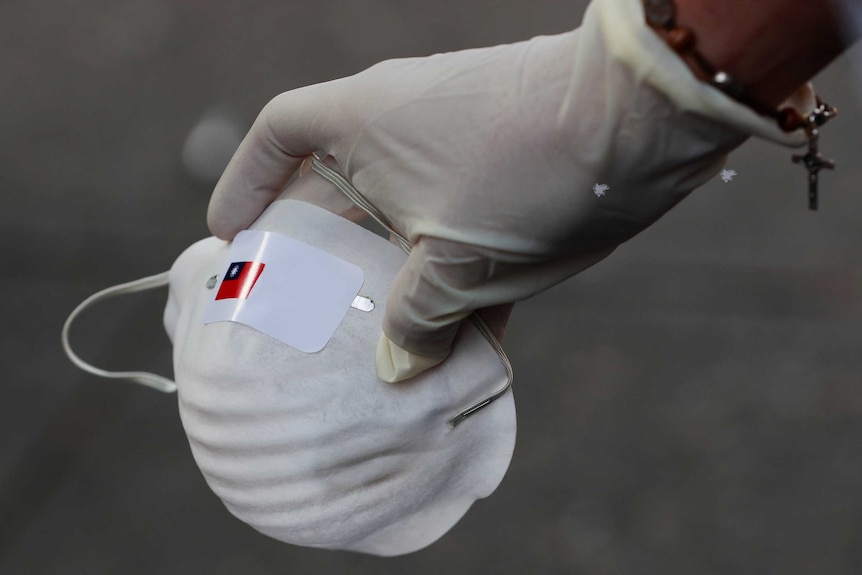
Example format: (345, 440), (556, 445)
(792, 100), (837, 211)
(792, 131), (834, 210)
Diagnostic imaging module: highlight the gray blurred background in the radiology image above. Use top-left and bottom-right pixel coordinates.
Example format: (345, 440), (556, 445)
(2, 0), (862, 573)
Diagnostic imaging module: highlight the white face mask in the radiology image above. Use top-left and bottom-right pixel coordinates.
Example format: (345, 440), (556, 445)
(63, 158), (517, 556)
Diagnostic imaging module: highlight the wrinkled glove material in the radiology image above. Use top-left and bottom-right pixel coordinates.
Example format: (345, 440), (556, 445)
(209, 0), (818, 384)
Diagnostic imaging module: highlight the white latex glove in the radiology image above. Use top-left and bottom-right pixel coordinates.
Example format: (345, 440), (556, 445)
(208, 0), (813, 382)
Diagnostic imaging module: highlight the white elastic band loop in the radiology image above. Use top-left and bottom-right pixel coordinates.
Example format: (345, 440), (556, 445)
(61, 271), (177, 393)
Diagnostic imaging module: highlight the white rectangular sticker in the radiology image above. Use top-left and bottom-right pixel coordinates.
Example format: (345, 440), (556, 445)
(203, 230), (364, 353)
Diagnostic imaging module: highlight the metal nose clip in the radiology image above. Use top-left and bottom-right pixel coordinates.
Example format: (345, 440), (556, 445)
(351, 295), (375, 312)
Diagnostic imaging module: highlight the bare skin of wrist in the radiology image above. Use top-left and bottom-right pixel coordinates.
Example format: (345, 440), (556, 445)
(674, 0), (857, 108)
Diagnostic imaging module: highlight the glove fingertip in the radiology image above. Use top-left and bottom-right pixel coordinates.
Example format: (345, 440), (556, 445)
(375, 334), (446, 383)
(206, 211), (238, 241)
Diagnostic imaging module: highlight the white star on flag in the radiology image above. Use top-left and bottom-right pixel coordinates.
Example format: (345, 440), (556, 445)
(229, 264), (240, 278)
(593, 183), (609, 197)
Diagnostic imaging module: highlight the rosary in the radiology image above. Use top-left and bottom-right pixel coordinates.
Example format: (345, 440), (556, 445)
(791, 100), (837, 210)
(643, 0), (838, 210)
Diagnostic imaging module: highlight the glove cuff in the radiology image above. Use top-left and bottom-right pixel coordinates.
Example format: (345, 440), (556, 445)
(593, 0), (813, 147)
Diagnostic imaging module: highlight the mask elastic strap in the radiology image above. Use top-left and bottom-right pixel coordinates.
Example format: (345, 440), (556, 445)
(61, 271), (177, 393)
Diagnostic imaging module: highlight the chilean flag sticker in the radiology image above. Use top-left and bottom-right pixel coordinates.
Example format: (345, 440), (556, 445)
(215, 261), (265, 300)
(204, 230), (364, 353)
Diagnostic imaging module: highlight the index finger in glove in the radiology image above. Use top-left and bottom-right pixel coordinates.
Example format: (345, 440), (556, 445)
(207, 81), (348, 240)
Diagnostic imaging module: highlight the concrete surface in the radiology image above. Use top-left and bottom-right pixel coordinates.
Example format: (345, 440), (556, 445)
(2, 0), (862, 573)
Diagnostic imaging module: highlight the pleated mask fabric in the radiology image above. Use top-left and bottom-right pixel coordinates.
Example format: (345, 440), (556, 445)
(162, 186), (517, 554)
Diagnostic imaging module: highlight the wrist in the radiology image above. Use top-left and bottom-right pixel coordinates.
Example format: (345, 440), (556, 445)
(673, 0), (847, 107)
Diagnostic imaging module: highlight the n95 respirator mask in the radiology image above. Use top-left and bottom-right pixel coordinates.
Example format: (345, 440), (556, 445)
(63, 158), (517, 556)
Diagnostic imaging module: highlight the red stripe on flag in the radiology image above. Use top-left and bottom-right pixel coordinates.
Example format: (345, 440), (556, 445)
(215, 262), (266, 300)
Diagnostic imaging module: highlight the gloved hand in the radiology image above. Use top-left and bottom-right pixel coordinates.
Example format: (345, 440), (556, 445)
(208, 0), (812, 382)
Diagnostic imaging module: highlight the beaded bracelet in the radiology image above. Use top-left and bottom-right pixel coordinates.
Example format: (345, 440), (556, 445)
(643, 0), (837, 210)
